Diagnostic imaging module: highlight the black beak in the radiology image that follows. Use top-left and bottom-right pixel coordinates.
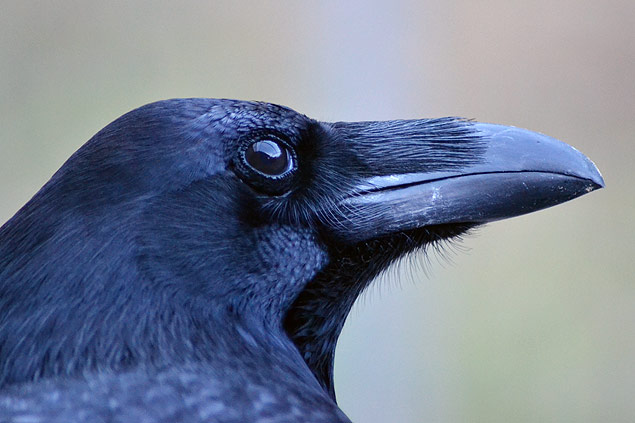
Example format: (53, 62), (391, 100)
(328, 121), (604, 242)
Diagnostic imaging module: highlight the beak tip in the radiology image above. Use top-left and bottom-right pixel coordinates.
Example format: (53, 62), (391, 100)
(591, 172), (605, 190)
(474, 122), (605, 192)
(591, 164), (605, 190)
(580, 155), (605, 191)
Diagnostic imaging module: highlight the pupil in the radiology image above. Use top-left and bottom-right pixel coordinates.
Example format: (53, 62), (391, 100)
(245, 140), (291, 176)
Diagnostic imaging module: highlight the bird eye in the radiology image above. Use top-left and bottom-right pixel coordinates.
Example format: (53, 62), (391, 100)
(245, 139), (293, 177)
(233, 132), (298, 196)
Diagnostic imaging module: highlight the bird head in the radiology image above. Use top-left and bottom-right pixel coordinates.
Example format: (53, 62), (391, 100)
(0, 99), (603, 398)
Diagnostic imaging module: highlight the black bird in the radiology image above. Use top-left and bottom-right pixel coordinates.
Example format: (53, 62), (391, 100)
(0, 99), (603, 422)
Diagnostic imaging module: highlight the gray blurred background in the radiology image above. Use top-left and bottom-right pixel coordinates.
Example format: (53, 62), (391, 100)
(1, 1), (633, 422)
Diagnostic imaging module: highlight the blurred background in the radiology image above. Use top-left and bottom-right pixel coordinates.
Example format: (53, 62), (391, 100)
(1, 1), (633, 421)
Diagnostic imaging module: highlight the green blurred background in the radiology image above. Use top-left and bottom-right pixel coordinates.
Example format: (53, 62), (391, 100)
(1, 1), (633, 422)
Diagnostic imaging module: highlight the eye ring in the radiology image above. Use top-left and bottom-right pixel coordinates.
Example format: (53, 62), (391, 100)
(233, 131), (298, 195)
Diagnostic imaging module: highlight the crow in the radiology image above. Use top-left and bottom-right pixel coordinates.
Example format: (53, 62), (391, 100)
(0, 99), (603, 422)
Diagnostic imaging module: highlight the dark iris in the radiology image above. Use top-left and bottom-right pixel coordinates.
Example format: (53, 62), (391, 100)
(244, 139), (293, 176)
